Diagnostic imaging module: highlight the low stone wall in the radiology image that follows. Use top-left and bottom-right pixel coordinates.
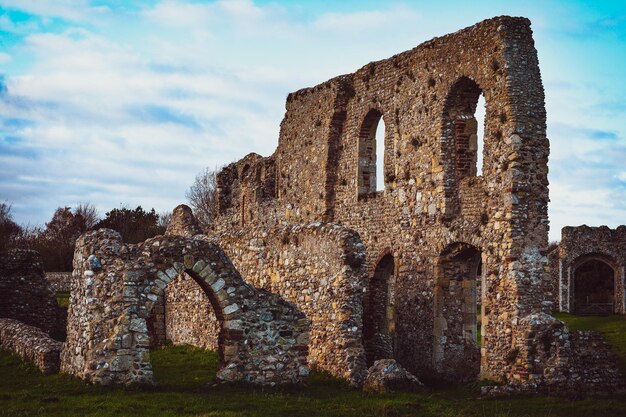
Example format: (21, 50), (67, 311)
(485, 313), (624, 396)
(215, 222), (368, 385)
(0, 249), (66, 339)
(45, 272), (72, 293)
(0, 318), (63, 375)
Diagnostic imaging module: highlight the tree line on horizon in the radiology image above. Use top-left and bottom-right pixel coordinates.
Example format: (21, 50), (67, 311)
(0, 166), (219, 272)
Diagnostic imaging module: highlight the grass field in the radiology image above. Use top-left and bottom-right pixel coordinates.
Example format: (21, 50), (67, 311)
(1, 341), (626, 417)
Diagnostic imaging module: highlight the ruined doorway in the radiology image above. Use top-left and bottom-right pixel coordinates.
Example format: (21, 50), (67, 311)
(433, 242), (482, 382)
(573, 258), (615, 315)
(148, 272), (220, 352)
(363, 253), (395, 365)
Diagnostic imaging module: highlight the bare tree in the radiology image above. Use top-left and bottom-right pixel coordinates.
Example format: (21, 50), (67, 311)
(157, 210), (172, 233)
(0, 202), (22, 252)
(75, 202), (100, 229)
(186, 167), (218, 228)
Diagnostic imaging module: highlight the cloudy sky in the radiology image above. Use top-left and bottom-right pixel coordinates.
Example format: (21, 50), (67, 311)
(0, 0), (625, 241)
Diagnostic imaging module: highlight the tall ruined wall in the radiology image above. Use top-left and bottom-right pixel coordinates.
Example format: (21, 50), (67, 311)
(556, 225), (626, 314)
(215, 222), (368, 384)
(213, 16), (549, 384)
(0, 249), (66, 339)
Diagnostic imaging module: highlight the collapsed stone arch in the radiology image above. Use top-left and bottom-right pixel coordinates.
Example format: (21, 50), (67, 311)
(61, 229), (309, 386)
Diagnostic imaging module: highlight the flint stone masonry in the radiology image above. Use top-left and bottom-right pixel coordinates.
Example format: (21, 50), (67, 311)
(0, 249), (66, 339)
(363, 359), (423, 394)
(211, 15), (558, 387)
(551, 225), (626, 315)
(0, 318), (63, 375)
(61, 228), (309, 386)
(147, 205), (219, 350)
(215, 222), (368, 384)
(484, 313), (624, 395)
(45, 272), (72, 292)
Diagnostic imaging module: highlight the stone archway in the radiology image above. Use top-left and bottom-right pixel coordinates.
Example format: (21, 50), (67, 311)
(572, 255), (616, 315)
(61, 229), (309, 386)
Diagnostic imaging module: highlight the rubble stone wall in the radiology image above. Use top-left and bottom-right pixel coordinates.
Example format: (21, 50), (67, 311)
(61, 229), (309, 386)
(486, 312), (624, 395)
(555, 225), (626, 314)
(213, 16), (551, 384)
(0, 318), (63, 375)
(0, 249), (66, 339)
(216, 222), (368, 384)
(45, 272), (72, 293)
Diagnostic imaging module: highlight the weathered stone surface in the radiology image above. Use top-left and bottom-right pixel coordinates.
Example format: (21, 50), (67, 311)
(45, 272), (72, 292)
(209, 15), (554, 388)
(550, 225), (626, 315)
(0, 318), (63, 375)
(61, 229), (309, 386)
(483, 313), (625, 396)
(0, 249), (66, 339)
(165, 204), (204, 237)
(363, 359), (423, 394)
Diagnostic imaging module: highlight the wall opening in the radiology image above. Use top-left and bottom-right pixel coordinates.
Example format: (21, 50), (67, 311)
(375, 117), (386, 191)
(147, 272), (220, 352)
(148, 269), (226, 364)
(433, 242), (482, 382)
(443, 77), (484, 183)
(573, 259), (615, 315)
(358, 109), (384, 196)
(475, 94), (485, 176)
(363, 253), (395, 365)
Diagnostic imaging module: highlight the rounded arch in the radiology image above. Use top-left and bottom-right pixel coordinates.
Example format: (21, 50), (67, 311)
(357, 108), (388, 196)
(571, 253), (617, 315)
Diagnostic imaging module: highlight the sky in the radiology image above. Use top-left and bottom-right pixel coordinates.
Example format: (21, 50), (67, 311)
(0, 0), (625, 241)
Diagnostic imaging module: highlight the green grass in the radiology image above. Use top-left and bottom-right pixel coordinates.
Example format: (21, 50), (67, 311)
(554, 313), (626, 374)
(2, 344), (626, 417)
(55, 292), (70, 308)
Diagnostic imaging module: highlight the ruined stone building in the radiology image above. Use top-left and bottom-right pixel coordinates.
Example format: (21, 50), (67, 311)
(1, 16), (623, 394)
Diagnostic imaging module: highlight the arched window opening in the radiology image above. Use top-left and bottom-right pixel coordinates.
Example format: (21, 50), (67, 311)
(375, 117), (386, 191)
(363, 254), (395, 365)
(358, 109), (385, 196)
(443, 77), (485, 182)
(573, 259), (615, 315)
(475, 94), (485, 176)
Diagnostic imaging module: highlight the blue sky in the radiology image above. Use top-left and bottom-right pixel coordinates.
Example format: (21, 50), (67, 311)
(0, 0), (625, 241)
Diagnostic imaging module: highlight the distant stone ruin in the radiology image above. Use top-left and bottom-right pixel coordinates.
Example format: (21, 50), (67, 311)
(0, 249), (66, 338)
(550, 225), (626, 315)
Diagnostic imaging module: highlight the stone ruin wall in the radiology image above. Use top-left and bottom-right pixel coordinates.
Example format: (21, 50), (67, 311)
(0, 249), (66, 339)
(215, 222), (368, 384)
(553, 225), (626, 314)
(61, 228), (309, 386)
(45, 272), (72, 293)
(212, 16), (552, 385)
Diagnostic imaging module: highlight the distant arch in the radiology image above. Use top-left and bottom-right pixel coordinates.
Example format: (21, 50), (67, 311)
(571, 253), (617, 315)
